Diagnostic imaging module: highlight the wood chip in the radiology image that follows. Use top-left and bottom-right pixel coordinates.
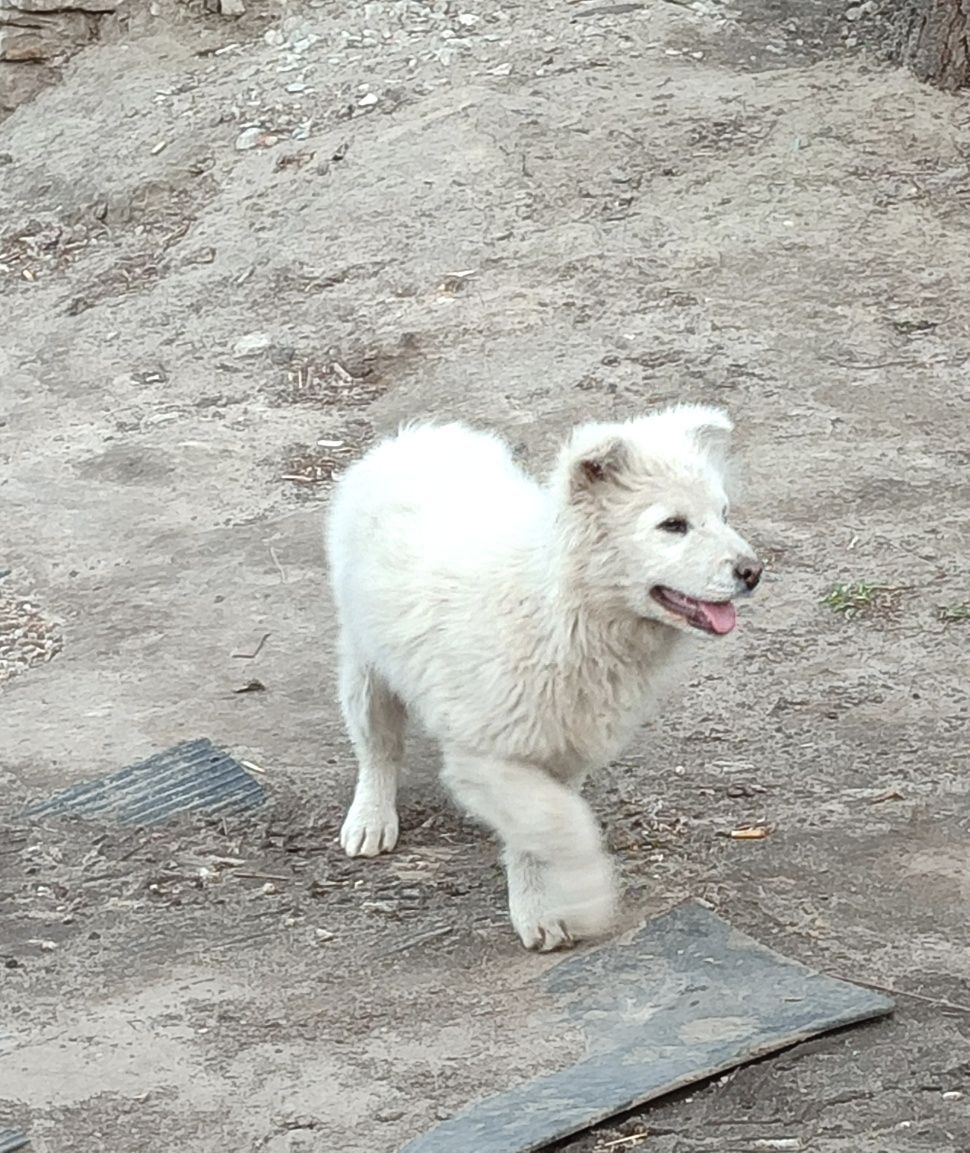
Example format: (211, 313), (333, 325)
(868, 789), (904, 804)
(721, 825), (770, 840)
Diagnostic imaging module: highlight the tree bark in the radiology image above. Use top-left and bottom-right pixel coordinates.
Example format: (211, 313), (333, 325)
(894, 0), (970, 90)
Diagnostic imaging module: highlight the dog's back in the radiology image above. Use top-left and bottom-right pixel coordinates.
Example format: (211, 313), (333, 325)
(327, 422), (542, 655)
(329, 421), (538, 572)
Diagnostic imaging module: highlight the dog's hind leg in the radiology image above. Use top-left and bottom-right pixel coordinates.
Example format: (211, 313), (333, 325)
(442, 750), (617, 951)
(338, 654), (406, 858)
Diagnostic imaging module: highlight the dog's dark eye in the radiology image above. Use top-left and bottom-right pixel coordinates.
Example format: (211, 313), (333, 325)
(658, 517), (689, 535)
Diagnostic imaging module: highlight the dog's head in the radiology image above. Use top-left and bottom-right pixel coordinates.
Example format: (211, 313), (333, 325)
(555, 405), (762, 636)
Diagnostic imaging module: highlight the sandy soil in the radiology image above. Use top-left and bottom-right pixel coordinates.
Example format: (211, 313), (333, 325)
(1, 1), (969, 1151)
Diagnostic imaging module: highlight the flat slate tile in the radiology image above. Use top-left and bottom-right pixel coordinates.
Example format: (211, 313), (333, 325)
(400, 901), (893, 1153)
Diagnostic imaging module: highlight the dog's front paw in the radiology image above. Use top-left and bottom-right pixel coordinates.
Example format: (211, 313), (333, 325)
(507, 852), (617, 952)
(339, 801), (399, 857)
(510, 907), (579, 953)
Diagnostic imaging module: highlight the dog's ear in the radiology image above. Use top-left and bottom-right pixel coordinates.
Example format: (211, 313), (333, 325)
(673, 405), (733, 468)
(572, 437), (631, 493)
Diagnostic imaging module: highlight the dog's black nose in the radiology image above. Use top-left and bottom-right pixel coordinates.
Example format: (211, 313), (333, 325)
(735, 559), (764, 591)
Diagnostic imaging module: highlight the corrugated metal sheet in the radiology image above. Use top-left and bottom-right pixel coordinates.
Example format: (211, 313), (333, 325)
(24, 738), (267, 826)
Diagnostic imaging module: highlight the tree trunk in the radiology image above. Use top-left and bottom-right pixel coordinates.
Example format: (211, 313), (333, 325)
(894, 0), (970, 90)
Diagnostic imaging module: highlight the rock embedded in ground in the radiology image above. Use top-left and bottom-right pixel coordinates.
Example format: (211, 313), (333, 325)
(0, 0), (120, 114)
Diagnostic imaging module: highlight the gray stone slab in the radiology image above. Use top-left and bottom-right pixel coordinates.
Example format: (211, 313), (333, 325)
(400, 901), (894, 1153)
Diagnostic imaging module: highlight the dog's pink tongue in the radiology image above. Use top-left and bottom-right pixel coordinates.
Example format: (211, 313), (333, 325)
(698, 601), (737, 635)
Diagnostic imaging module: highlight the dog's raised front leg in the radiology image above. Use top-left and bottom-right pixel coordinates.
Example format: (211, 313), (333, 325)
(442, 751), (617, 951)
(338, 658), (406, 857)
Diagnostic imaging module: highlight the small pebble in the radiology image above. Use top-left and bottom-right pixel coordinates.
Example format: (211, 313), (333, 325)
(235, 126), (264, 151)
(233, 332), (272, 357)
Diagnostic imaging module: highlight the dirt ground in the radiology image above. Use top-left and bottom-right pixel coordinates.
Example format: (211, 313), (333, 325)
(2, 1), (969, 1150)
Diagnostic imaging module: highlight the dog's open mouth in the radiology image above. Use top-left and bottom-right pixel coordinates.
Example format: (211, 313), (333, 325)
(650, 587), (737, 636)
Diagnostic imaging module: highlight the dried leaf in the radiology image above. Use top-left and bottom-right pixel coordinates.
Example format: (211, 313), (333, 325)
(233, 679), (266, 694)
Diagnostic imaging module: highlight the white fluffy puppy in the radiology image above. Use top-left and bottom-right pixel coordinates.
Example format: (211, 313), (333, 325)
(327, 404), (762, 951)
